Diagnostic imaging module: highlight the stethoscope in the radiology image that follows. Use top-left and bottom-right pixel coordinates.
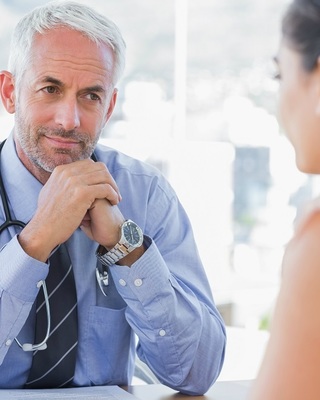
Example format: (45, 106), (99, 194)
(0, 141), (109, 352)
(0, 141), (50, 351)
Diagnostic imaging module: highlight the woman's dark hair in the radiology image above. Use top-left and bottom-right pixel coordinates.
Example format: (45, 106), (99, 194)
(282, 0), (320, 71)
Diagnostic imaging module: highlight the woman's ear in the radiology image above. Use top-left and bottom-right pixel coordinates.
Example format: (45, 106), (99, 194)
(0, 71), (16, 114)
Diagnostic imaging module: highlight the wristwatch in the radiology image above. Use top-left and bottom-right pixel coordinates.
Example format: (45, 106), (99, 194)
(95, 219), (144, 267)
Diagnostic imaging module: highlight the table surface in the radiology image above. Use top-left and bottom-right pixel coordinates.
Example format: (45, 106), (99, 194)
(125, 380), (252, 400)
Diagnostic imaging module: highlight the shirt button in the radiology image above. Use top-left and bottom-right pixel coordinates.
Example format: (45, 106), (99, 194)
(5, 339), (12, 346)
(119, 279), (127, 286)
(134, 278), (143, 287)
(159, 329), (166, 337)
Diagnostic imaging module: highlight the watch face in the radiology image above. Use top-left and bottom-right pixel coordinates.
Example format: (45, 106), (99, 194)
(123, 220), (142, 246)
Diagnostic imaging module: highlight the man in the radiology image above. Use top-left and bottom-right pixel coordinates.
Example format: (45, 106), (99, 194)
(0, 1), (225, 395)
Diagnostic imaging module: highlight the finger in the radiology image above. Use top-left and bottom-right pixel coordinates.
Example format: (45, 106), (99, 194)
(54, 160), (122, 201)
(89, 183), (120, 206)
(87, 170), (122, 202)
(91, 162), (122, 201)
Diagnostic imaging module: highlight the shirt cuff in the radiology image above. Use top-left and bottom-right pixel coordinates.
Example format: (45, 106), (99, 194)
(110, 236), (172, 301)
(0, 235), (48, 302)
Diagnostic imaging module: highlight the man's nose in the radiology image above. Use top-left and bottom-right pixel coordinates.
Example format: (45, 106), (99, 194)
(54, 98), (81, 130)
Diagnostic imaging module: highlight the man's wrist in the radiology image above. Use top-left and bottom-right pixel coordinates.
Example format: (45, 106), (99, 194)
(96, 241), (145, 268)
(117, 242), (145, 266)
(95, 219), (144, 267)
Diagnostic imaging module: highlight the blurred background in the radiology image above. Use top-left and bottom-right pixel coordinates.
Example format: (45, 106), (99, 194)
(0, 0), (313, 335)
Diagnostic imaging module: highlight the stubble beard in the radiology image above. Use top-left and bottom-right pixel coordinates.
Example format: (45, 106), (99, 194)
(14, 110), (99, 174)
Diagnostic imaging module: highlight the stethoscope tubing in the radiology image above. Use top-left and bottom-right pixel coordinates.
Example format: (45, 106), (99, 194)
(0, 142), (50, 351)
(0, 141), (105, 350)
(0, 142), (26, 233)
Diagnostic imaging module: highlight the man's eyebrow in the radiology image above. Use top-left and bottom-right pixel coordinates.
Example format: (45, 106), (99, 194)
(41, 76), (64, 86)
(84, 85), (106, 93)
(39, 78), (106, 94)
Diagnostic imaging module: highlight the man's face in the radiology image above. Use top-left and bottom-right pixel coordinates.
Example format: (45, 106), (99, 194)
(13, 27), (117, 178)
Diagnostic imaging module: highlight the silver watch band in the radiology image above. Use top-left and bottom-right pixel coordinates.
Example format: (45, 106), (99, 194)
(96, 243), (131, 267)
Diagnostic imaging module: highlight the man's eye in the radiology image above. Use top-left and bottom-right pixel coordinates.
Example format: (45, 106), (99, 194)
(87, 93), (101, 101)
(43, 86), (58, 94)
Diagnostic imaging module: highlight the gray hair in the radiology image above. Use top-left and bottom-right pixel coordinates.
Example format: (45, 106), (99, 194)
(8, 0), (126, 88)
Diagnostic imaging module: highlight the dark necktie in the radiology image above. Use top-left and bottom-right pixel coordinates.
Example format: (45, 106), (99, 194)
(25, 243), (78, 388)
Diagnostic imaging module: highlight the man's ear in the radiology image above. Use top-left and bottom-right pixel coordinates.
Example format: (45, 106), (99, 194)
(0, 71), (16, 114)
(105, 88), (118, 124)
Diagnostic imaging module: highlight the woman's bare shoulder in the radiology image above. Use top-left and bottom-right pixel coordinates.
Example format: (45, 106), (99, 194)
(248, 198), (320, 400)
(283, 198), (320, 284)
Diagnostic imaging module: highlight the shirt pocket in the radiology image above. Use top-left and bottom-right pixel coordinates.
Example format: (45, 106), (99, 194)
(84, 305), (134, 385)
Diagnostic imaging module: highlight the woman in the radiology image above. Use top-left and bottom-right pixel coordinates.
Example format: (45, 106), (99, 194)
(249, 0), (320, 398)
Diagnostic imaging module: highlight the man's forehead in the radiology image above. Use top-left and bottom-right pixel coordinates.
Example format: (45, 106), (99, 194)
(30, 28), (115, 72)
(24, 32), (114, 89)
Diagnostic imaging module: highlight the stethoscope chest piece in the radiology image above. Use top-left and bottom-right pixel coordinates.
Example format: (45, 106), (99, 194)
(96, 267), (109, 296)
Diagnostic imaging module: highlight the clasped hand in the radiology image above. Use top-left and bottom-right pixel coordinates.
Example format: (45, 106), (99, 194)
(18, 159), (124, 262)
